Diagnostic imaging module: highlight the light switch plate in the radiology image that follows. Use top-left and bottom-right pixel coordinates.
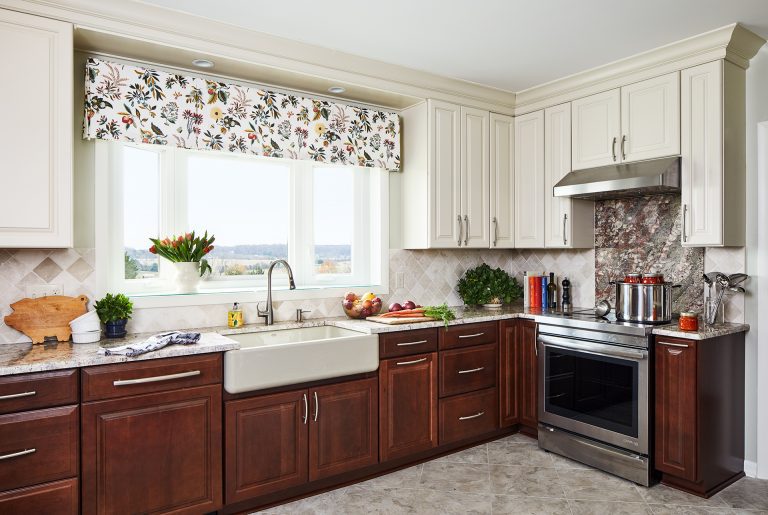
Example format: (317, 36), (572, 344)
(25, 284), (63, 298)
(395, 272), (405, 289)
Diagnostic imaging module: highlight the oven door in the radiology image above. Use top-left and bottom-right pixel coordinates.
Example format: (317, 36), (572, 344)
(537, 333), (649, 454)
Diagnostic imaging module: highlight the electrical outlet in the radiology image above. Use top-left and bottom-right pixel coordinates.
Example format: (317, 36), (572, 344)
(26, 285), (63, 299)
(395, 272), (405, 289)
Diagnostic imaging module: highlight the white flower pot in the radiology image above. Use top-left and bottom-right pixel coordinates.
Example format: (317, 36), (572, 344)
(173, 262), (201, 293)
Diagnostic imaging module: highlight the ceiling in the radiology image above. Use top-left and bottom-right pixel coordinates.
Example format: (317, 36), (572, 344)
(136, 0), (768, 92)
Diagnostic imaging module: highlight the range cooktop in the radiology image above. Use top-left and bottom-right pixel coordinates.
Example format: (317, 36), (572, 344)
(532, 309), (668, 338)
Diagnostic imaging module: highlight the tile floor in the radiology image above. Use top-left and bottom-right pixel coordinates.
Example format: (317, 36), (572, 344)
(255, 434), (768, 514)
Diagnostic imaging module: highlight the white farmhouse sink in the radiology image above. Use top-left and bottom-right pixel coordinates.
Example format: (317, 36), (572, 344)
(223, 326), (379, 393)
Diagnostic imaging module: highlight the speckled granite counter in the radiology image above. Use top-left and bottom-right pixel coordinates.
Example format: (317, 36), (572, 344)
(650, 322), (750, 340)
(0, 332), (238, 376)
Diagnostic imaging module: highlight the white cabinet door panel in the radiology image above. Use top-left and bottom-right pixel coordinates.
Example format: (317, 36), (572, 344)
(514, 110), (545, 248)
(460, 107), (490, 248)
(0, 10), (72, 247)
(621, 72), (680, 162)
(490, 113), (514, 248)
(428, 101), (461, 248)
(544, 104), (572, 248)
(571, 89), (620, 170)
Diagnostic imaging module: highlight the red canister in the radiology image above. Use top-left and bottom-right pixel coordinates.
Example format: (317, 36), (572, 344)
(624, 273), (642, 284)
(641, 273), (664, 284)
(679, 312), (699, 331)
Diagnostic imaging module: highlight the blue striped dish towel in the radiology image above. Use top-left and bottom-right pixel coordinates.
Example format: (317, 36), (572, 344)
(98, 332), (201, 357)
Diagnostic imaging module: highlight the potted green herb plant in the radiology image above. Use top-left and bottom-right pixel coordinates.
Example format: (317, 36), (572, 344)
(456, 264), (523, 307)
(149, 230), (215, 293)
(94, 293), (134, 338)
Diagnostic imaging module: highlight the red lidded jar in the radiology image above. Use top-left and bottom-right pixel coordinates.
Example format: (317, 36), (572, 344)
(678, 312), (699, 331)
(641, 273), (664, 284)
(624, 273), (642, 284)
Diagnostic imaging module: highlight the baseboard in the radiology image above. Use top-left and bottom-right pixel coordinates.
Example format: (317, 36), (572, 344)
(744, 460), (758, 478)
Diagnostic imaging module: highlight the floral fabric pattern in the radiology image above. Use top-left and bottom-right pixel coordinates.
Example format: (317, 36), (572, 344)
(83, 58), (401, 171)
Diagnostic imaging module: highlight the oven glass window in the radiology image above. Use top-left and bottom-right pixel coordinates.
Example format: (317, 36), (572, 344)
(545, 346), (638, 437)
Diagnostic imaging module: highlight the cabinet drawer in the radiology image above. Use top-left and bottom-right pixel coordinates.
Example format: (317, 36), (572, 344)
(0, 478), (78, 515)
(439, 322), (497, 350)
(0, 369), (77, 415)
(439, 388), (498, 445)
(439, 343), (497, 397)
(380, 328), (438, 359)
(0, 405), (78, 492)
(81, 353), (222, 402)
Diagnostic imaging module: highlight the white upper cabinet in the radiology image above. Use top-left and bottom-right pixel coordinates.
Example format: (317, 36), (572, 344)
(572, 72), (680, 170)
(489, 113), (514, 248)
(428, 100), (462, 248)
(0, 10), (72, 247)
(620, 72), (680, 162)
(681, 60), (744, 247)
(571, 89), (620, 170)
(460, 107), (490, 248)
(514, 110), (545, 248)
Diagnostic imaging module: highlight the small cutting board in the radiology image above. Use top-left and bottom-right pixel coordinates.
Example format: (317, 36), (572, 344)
(4, 295), (89, 344)
(366, 315), (436, 325)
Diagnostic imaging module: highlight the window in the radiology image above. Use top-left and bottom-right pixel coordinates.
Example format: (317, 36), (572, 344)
(98, 142), (388, 299)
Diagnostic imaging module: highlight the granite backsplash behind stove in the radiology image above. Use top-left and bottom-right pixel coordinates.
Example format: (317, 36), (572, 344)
(594, 195), (704, 313)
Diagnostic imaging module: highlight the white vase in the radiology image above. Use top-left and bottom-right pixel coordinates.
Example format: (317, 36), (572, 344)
(173, 262), (201, 293)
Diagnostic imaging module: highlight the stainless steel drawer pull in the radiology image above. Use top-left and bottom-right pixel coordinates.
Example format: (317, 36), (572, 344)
(458, 332), (484, 339)
(396, 340), (428, 347)
(313, 391), (319, 422)
(113, 370), (201, 386)
(396, 357), (428, 366)
(458, 367), (484, 374)
(302, 393), (308, 425)
(458, 411), (485, 421)
(658, 342), (690, 348)
(0, 448), (36, 461)
(0, 391), (36, 401)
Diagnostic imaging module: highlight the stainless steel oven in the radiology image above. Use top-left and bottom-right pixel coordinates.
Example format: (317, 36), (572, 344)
(534, 318), (652, 485)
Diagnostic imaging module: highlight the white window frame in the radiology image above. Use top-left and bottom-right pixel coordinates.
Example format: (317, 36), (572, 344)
(94, 141), (388, 307)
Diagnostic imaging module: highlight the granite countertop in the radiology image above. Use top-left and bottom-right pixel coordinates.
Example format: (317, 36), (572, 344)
(0, 304), (749, 377)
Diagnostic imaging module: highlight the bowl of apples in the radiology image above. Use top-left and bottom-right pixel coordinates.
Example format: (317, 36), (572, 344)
(342, 292), (383, 319)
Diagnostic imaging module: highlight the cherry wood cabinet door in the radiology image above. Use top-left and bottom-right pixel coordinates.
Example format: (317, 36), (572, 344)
(309, 378), (378, 481)
(379, 353), (438, 461)
(518, 320), (538, 431)
(0, 478), (78, 515)
(499, 320), (521, 427)
(655, 339), (697, 482)
(81, 384), (222, 515)
(225, 389), (308, 503)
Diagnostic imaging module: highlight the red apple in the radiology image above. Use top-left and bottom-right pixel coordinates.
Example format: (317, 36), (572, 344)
(344, 291), (357, 302)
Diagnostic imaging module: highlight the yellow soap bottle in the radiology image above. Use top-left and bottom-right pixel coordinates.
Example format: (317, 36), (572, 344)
(228, 302), (244, 328)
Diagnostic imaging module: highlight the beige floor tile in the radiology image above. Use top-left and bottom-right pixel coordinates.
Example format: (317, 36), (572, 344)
(254, 488), (347, 515)
(719, 478), (768, 511)
(639, 484), (730, 508)
(570, 499), (653, 514)
(418, 461), (491, 494)
(492, 495), (571, 514)
(557, 468), (645, 502)
(490, 465), (564, 497)
(488, 441), (554, 467)
(647, 504), (733, 514)
(494, 433), (539, 446)
(355, 464), (423, 490)
(433, 443), (489, 464)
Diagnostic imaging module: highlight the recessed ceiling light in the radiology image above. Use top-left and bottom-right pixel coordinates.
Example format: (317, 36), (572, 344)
(192, 59), (215, 69)
(328, 86), (346, 94)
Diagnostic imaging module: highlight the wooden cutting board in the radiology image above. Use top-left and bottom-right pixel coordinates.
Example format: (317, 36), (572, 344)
(366, 315), (436, 325)
(4, 295), (89, 344)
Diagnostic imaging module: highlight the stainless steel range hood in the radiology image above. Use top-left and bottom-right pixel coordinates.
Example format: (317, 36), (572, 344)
(553, 156), (680, 200)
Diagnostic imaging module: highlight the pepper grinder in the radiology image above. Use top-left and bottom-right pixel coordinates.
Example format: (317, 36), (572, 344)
(561, 277), (572, 313)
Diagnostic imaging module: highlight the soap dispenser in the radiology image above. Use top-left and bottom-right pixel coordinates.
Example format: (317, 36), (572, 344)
(228, 302), (244, 328)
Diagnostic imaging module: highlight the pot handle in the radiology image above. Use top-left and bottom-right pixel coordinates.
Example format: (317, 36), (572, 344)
(671, 284), (683, 288)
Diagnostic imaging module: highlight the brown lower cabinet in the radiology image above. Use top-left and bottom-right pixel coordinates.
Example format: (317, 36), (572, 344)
(0, 478), (79, 514)
(655, 334), (745, 497)
(499, 319), (538, 434)
(225, 377), (378, 504)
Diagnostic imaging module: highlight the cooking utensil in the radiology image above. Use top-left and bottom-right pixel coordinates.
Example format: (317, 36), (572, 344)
(611, 281), (681, 324)
(706, 274), (731, 326)
(595, 300), (612, 317)
(728, 286), (746, 294)
(728, 273), (748, 287)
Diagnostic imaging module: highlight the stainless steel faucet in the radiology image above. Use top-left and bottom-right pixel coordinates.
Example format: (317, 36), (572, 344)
(257, 259), (296, 325)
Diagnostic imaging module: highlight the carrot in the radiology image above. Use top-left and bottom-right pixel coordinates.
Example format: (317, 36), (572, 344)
(379, 308), (425, 318)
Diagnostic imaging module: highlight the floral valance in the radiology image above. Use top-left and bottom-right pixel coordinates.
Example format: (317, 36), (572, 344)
(83, 58), (401, 171)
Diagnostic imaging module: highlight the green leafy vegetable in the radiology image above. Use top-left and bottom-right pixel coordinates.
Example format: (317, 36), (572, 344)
(456, 264), (523, 306)
(423, 304), (456, 328)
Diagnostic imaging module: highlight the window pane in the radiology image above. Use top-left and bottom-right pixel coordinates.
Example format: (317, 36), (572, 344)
(314, 167), (353, 275)
(123, 146), (159, 279)
(186, 154), (290, 279)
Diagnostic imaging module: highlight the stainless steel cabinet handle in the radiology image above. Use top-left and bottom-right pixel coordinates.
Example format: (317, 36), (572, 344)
(302, 393), (308, 425)
(313, 391), (319, 422)
(458, 332), (484, 339)
(457, 367), (484, 374)
(397, 340), (428, 347)
(562, 214), (568, 246)
(658, 341), (690, 348)
(621, 135), (627, 160)
(396, 357), (428, 366)
(463, 215), (469, 246)
(457, 215), (463, 247)
(492, 217), (498, 247)
(682, 204), (688, 243)
(458, 411), (485, 421)
(113, 370), (200, 386)
(0, 391), (36, 401)
(612, 137), (617, 161)
(0, 448), (36, 461)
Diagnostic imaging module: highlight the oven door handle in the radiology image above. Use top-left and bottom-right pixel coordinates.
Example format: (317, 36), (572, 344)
(537, 334), (647, 361)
